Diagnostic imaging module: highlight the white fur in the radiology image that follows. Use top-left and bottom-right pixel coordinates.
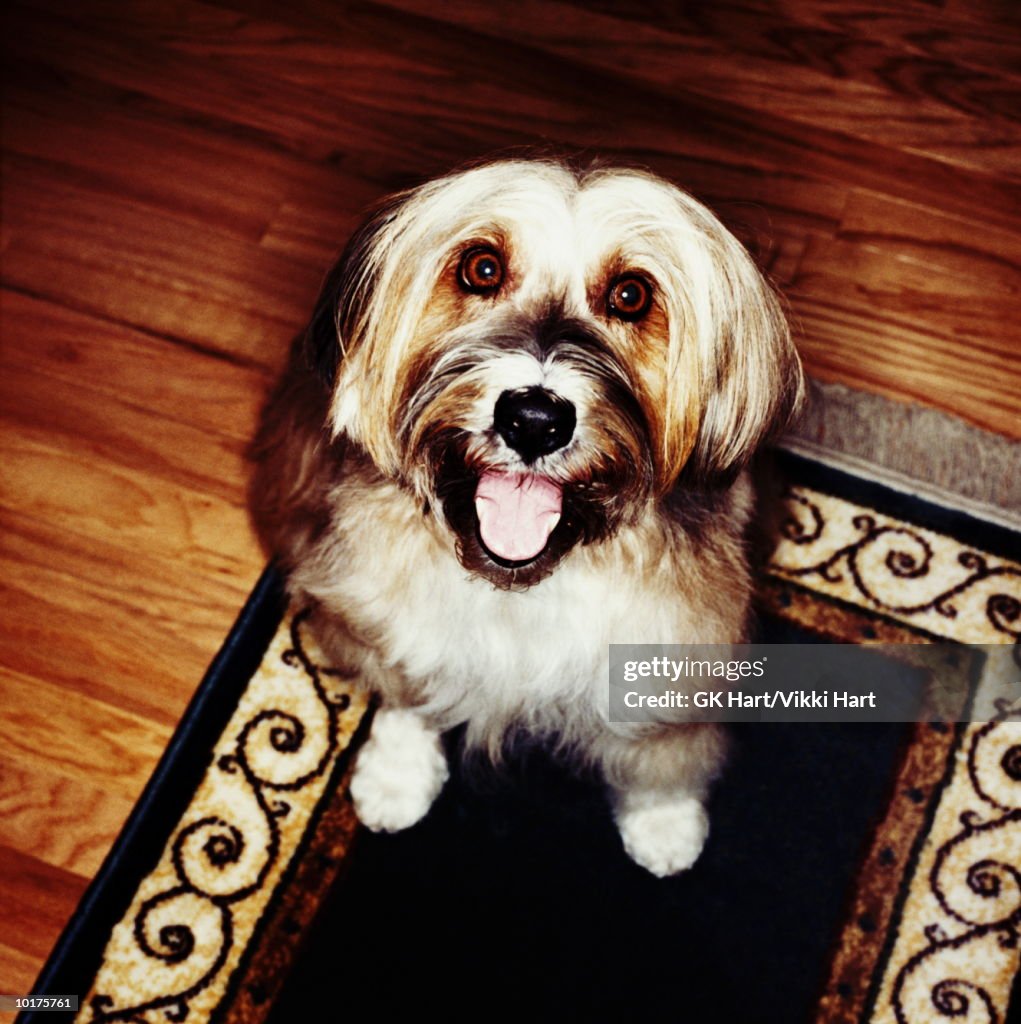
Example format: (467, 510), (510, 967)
(614, 791), (710, 877)
(349, 708), (449, 832)
(294, 472), (751, 748)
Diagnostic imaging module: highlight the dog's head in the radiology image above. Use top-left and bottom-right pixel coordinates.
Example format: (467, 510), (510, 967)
(307, 159), (802, 587)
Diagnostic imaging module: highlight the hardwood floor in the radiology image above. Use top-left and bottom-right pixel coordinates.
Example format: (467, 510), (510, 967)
(1, 0), (1019, 996)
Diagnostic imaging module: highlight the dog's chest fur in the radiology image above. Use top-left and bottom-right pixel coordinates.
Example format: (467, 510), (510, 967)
(292, 461), (754, 737)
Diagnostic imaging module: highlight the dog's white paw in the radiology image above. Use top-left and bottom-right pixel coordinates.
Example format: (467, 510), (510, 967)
(615, 794), (709, 877)
(350, 709), (449, 833)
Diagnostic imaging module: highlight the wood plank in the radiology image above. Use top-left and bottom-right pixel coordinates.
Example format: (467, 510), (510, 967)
(837, 189), (1021, 295)
(791, 296), (1020, 435)
(0, 423), (262, 578)
(0, 939), (45, 997)
(0, 523), (250, 729)
(792, 233), (1020, 351)
(0, 55), (377, 243)
(3, 72), (277, 243)
(17, 0), (1021, 231)
(258, 201), (360, 269)
(377, 0), (1021, 178)
(0, 758), (135, 878)
(1, 156), (316, 365)
(2, 1), (456, 172)
(0, 845), (88, 965)
(255, 0), (1021, 226)
(770, 1), (1021, 80)
(0, 289), (273, 446)
(0, 364), (256, 507)
(0, 668), (172, 801)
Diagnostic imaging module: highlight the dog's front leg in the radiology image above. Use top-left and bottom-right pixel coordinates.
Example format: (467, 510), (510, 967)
(601, 724), (728, 877)
(350, 707), (449, 833)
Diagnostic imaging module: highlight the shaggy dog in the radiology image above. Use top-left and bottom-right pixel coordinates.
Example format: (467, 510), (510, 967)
(250, 158), (803, 876)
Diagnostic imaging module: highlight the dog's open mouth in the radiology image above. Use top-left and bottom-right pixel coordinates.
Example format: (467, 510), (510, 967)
(433, 447), (607, 586)
(473, 470), (562, 565)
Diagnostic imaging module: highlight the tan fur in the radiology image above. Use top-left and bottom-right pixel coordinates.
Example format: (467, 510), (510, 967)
(249, 157), (803, 875)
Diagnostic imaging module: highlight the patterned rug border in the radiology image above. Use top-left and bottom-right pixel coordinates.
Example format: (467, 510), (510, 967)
(18, 570), (288, 1024)
(858, 720), (968, 1024)
(765, 468), (1021, 1023)
(765, 574), (967, 647)
(867, 700), (1021, 1024)
(210, 698), (374, 1024)
(72, 610), (370, 1023)
(773, 449), (1021, 566)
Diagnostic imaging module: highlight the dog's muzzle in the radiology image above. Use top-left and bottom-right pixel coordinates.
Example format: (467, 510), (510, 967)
(469, 387), (573, 564)
(425, 316), (655, 587)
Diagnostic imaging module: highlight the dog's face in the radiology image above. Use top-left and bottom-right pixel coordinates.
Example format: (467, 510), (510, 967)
(307, 160), (802, 588)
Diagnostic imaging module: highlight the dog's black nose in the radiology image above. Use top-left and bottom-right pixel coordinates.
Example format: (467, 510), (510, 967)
(494, 387), (576, 462)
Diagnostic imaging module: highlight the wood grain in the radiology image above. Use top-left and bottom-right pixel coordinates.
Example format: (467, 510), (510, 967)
(0, 759), (135, 878)
(0, 845), (88, 965)
(0, 668), (172, 799)
(0, 291), (271, 446)
(0, 940), (46, 999)
(1, 0), (1019, 1000)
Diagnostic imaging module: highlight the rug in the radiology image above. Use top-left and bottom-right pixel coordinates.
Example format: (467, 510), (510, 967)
(20, 453), (1021, 1024)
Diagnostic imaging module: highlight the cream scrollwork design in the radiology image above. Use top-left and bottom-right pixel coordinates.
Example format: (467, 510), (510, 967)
(890, 705), (1021, 1023)
(87, 611), (354, 1023)
(929, 813), (1021, 930)
(890, 924), (1016, 1024)
(969, 712), (1021, 814)
(772, 489), (1021, 649)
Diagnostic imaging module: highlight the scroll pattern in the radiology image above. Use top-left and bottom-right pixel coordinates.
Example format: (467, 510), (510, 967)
(773, 488), (1021, 654)
(889, 703), (1021, 1023)
(84, 611), (362, 1023)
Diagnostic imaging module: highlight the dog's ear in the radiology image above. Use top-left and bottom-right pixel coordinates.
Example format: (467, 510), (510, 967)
(678, 245), (804, 487)
(304, 195), (408, 388)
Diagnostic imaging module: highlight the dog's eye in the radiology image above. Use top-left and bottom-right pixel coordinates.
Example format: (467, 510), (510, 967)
(607, 275), (653, 321)
(458, 247), (504, 295)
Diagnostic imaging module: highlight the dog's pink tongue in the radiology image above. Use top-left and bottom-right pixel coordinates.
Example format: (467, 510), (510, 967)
(474, 471), (562, 562)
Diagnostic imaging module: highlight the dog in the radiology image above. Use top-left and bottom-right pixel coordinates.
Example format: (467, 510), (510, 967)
(250, 158), (803, 876)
